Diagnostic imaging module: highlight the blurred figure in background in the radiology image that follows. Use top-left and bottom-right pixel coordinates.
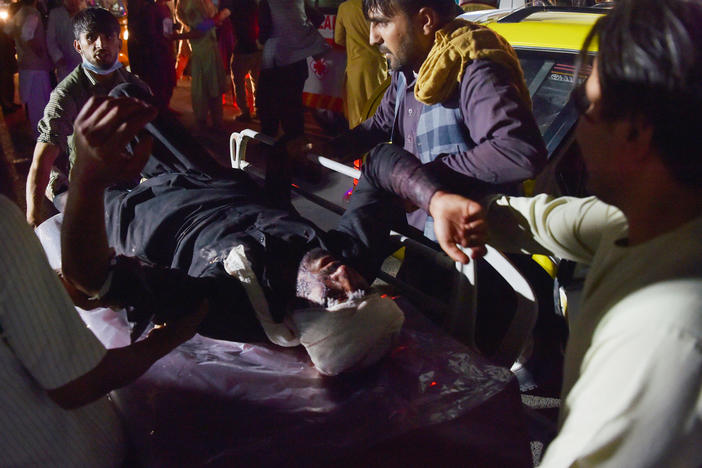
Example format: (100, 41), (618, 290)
(126, 0), (146, 78)
(47, 0), (86, 82)
(176, 0), (230, 132)
(3, 0), (52, 138)
(334, 0), (387, 129)
(174, 0), (192, 81)
(0, 19), (20, 114)
(215, 0), (235, 105)
(257, 0), (328, 138)
(223, 0), (260, 121)
(138, 0), (178, 113)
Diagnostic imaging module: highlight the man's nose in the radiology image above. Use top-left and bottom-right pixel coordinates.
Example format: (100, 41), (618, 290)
(95, 34), (106, 48)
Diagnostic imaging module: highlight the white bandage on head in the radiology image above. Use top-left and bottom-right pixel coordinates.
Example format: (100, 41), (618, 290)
(291, 293), (405, 376)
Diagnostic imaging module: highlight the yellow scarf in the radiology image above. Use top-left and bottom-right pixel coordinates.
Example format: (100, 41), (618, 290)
(415, 19), (531, 108)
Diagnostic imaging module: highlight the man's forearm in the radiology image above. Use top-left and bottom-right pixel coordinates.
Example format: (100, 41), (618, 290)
(363, 143), (445, 212)
(26, 142), (60, 226)
(61, 171), (111, 295)
(61, 95), (157, 295)
(25, 166), (49, 226)
(47, 319), (198, 409)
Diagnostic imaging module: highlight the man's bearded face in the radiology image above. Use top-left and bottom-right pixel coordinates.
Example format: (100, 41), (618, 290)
(295, 248), (369, 307)
(368, 7), (423, 71)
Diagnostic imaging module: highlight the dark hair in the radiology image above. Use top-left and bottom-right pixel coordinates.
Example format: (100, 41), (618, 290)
(580, 0), (702, 187)
(362, 0), (458, 21)
(73, 7), (120, 40)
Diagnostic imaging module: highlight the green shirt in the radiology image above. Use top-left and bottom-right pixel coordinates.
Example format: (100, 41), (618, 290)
(36, 64), (147, 198)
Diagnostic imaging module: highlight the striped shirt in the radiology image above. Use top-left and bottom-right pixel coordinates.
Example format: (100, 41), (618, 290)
(0, 196), (126, 467)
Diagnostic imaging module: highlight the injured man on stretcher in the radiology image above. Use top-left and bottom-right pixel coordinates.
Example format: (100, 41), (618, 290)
(60, 91), (487, 376)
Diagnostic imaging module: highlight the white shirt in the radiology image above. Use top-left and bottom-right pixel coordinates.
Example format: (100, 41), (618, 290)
(0, 196), (126, 467)
(487, 194), (702, 467)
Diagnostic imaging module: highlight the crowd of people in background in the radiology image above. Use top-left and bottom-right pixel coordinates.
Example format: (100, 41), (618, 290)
(1, 0), (338, 135)
(0, 0), (608, 139)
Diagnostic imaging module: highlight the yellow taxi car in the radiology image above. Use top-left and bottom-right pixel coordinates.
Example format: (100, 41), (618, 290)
(473, 5), (606, 171)
(465, 5), (608, 286)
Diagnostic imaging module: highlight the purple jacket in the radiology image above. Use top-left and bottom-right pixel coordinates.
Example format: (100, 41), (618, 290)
(334, 59), (547, 231)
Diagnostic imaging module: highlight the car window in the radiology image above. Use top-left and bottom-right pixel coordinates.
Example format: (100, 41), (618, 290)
(517, 50), (591, 155)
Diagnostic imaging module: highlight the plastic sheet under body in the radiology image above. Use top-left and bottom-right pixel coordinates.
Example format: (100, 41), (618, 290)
(35, 214), (529, 467)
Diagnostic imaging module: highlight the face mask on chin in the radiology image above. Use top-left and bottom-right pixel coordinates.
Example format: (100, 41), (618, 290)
(82, 56), (122, 75)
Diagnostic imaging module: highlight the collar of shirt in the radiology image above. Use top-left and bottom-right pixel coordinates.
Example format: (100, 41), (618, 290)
(399, 67), (418, 88)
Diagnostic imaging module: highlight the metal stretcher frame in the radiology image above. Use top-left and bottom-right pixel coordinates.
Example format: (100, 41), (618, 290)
(229, 130), (538, 368)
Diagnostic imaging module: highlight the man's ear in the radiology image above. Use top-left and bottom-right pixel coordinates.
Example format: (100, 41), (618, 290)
(621, 117), (653, 162)
(74, 39), (81, 54)
(415, 7), (442, 36)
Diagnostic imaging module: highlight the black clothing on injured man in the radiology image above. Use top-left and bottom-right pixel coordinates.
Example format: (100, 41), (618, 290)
(97, 92), (445, 346)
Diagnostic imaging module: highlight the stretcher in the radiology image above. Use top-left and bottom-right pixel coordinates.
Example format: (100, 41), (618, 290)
(35, 213), (531, 467)
(32, 127), (538, 465)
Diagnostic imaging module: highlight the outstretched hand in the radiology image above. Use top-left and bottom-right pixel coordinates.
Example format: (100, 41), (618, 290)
(429, 190), (487, 264)
(72, 96), (158, 187)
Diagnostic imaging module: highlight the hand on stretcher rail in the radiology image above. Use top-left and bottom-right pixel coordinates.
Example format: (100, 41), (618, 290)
(283, 135), (488, 264)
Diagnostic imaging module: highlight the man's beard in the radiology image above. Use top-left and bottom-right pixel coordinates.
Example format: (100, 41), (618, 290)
(379, 46), (404, 71)
(295, 248), (366, 307)
(378, 36), (419, 71)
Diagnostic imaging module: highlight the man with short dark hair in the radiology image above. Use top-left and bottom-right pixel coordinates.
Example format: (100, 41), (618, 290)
(453, 0), (702, 464)
(25, 7), (147, 227)
(316, 0), (546, 242)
